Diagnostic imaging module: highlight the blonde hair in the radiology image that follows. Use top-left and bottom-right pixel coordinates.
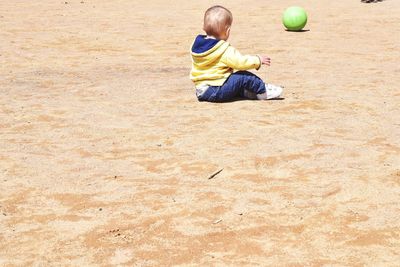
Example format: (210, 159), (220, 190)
(203, 5), (233, 39)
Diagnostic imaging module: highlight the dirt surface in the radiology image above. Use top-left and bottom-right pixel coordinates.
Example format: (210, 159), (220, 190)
(1, 0), (400, 265)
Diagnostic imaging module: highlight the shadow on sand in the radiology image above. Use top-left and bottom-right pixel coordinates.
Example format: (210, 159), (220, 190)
(221, 97), (285, 103)
(285, 29), (310, 33)
(361, 0), (385, 3)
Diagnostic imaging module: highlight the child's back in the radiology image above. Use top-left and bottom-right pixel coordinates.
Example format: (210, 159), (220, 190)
(190, 35), (261, 87)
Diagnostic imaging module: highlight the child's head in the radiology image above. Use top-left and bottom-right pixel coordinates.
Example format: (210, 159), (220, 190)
(203, 5), (233, 41)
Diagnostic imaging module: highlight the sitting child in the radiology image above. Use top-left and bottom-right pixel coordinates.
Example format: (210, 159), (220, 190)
(190, 5), (283, 102)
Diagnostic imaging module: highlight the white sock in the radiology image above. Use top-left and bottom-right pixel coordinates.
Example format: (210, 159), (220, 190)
(256, 92), (268, 100)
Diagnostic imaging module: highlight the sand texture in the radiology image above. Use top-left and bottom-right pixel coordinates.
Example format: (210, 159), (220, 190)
(1, 0), (400, 265)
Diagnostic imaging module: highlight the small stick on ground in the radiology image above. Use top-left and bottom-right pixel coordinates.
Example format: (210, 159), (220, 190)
(208, 168), (223, 180)
(213, 219), (222, 224)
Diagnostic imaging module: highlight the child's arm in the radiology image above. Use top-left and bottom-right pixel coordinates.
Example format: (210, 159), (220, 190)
(221, 46), (270, 70)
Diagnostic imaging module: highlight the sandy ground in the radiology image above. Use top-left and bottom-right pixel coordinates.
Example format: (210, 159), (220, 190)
(1, 0), (400, 265)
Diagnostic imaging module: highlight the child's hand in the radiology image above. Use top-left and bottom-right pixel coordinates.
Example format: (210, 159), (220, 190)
(259, 55), (271, 66)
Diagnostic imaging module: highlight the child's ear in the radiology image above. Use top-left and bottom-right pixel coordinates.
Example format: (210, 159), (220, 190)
(226, 26), (231, 38)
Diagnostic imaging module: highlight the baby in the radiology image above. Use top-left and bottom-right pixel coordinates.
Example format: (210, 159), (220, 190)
(190, 5), (283, 102)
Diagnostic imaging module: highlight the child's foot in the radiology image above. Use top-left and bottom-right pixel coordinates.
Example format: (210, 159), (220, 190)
(257, 84), (283, 100)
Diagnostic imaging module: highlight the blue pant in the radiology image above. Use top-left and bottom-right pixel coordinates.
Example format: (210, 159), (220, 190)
(198, 71), (266, 102)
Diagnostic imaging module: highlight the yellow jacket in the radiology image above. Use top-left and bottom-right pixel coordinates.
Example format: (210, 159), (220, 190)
(190, 35), (261, 87)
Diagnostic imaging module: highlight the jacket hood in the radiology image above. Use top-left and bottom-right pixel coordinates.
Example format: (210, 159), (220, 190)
(191, 35), (229, 67)
(191, 35), (220, 53)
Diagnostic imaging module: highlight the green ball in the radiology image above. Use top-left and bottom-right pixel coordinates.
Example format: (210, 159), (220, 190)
(283, 6), (308, 31)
